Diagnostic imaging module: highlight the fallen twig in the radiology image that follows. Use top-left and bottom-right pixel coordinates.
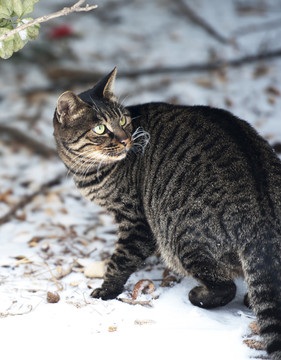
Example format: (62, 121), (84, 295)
(0, 172), (65, 226)
(118, 297), (153, 307)
(0, 305), (33, 318)
(45, 263), (64, 291)
(0, 0), (98, 42)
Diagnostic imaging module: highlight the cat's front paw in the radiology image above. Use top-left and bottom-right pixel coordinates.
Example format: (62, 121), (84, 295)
(90, 287), (122, 300)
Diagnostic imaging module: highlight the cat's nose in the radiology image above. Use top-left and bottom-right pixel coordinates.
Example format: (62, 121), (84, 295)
(115, 131), (130, 147)
(120, 137), (130, 147)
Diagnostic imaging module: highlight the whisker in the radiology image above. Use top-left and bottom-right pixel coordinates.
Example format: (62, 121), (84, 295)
(118, 94), (130, 107)
(130, 115), (141, 121)
(131, 127), (150, 155)
(89, 94), (101, 113)
(68, 148), (101, 176)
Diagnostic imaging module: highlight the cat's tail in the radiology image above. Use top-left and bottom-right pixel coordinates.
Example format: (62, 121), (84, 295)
(241, 226), (281, 360)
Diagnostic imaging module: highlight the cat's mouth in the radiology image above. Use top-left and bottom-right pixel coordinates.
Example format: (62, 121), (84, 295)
(107, 140), (133, 160)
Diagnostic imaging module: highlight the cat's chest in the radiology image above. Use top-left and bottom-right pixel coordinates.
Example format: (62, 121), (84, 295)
(74, 168), (138, 211)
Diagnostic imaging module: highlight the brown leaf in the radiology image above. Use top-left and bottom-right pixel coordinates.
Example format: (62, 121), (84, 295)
(108, 326), (117, 332)
(132, 279), (155, 300)
(265, 86), (280, 97)
(28, 236), (44, 247)
(15, 213), (26, 222)
(0, 189), (13, 204)
(253, 65), (269, 78)
(195, 77), (214, 89)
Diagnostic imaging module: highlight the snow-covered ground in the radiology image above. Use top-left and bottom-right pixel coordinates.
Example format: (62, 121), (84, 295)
(1, 0), (281, 359)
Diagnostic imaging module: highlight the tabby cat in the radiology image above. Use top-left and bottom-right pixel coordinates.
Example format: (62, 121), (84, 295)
(53, 68), (281, 360)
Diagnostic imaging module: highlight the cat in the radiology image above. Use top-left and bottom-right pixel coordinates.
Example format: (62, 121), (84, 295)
(53, 68), (281, 360)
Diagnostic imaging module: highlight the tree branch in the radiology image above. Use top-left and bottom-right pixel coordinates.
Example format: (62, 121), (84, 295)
(174, 0), (233, 45)
(45, 47), (281, 87)
(0, 0), (98, 42)
(233, 17), (281, 37)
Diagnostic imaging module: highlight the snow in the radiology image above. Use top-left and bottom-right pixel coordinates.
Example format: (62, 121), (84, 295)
(1, 0), (281, 359)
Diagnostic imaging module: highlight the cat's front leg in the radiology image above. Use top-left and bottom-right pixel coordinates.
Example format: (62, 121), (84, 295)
(91, 220), (156, 300)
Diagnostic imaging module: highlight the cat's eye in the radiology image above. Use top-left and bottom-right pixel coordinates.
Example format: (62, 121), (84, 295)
(120, 116), (127, 127)
(93, 124), (106, 135)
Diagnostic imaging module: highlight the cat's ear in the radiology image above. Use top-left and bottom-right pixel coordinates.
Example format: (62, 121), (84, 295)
(56, 91), (85, 125)
(92, 67), (117, 102)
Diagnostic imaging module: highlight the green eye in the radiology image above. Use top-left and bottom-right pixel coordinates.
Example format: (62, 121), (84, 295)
(93, 124), (106, 135)
(120, 116), (127, 127)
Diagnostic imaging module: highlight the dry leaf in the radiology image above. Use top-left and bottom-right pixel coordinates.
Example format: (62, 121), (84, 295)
(44, 208), (55, 216)
(195, 77), (214, 89)
(14, 256), (32, 265)
(108, 326), (117, 332)
(15, 213), (27, 221)
(132, 279), (155, 300)
(0, 189), (13, 204)
(93, 236), (106, 243)
(265, 86), (280, 97)
(268, 97), (275, 105)
(253, 65), (269, 78)
(28, 236), (44, 247)
(46, 193), (61, 204)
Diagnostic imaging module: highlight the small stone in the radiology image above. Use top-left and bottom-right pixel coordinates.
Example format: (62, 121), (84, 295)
(47, 291), (60, 303)
(84, 261), (105, 278)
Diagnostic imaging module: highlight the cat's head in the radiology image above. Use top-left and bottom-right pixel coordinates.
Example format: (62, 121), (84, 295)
(53, 68), (136, 170)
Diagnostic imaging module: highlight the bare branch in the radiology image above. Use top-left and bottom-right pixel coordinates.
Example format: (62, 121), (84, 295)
(174, 0), (234, 45)
(44, 47), (281, 87)
(118, 297), (154, 307)
(0, 0), (98, 42)
(233, 17), (281, 37)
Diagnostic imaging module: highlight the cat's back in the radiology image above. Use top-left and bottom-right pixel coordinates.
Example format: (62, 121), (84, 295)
(128, 102), (281, 239)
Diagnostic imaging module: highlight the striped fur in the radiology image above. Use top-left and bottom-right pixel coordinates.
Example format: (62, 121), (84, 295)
(53, 69), (281, 359)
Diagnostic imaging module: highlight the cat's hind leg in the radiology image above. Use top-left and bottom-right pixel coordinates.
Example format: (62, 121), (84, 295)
(183, 250), (236, 309)
(189, 280), (236, 309)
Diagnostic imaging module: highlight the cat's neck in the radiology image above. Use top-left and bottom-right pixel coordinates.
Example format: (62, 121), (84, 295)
(71, 161), (117, 190)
